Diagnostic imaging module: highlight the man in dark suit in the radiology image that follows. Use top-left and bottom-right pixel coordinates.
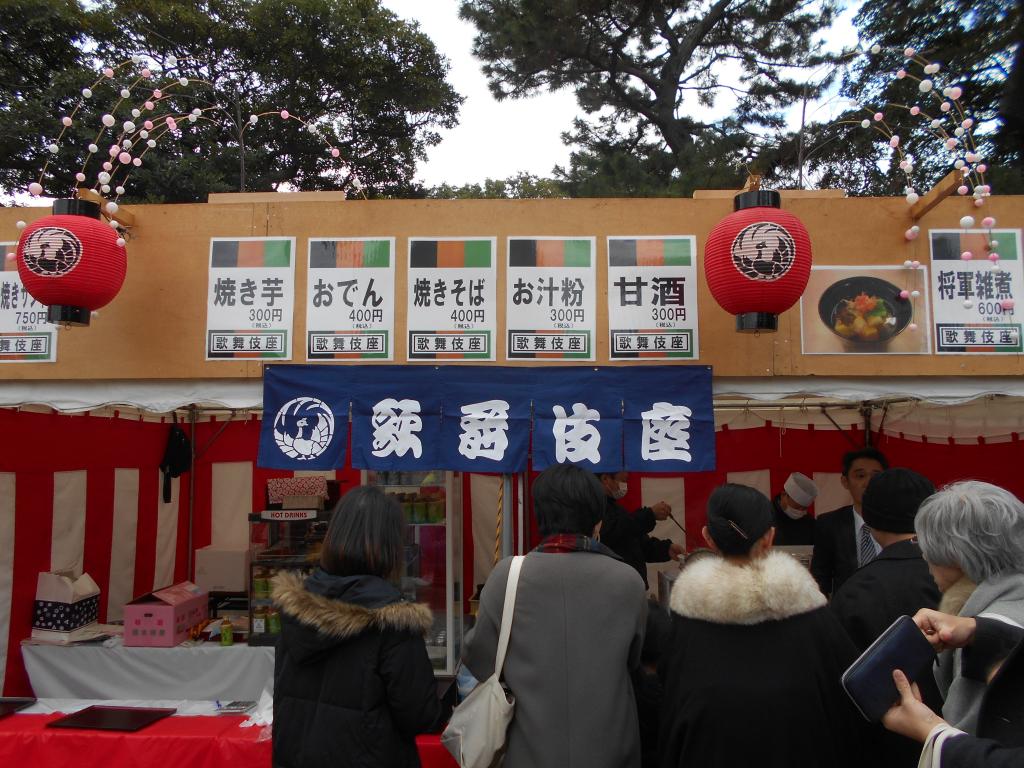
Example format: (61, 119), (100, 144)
(810, 446), (888, 597)
(830, 468), (940, 768)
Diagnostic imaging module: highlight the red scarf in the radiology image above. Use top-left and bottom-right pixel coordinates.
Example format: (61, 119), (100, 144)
(533, 533), (622, 561)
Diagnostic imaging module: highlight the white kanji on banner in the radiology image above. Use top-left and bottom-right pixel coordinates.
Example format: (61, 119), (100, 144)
(641, 402), (693, 462)
(458, 399), (510, 461)
(552, 403), (601, 464)
(371, 398), (423, 458)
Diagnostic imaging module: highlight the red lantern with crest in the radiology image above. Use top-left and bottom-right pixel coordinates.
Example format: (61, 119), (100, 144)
(16, 199), (127, 326)
(704, 190), (812, 332)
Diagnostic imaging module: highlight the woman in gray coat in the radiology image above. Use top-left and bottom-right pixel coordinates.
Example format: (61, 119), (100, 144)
(463, 464), (647, 768)
(916, 480), (1024, 733)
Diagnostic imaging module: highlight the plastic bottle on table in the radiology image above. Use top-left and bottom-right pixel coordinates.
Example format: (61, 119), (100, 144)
(220, 618), (234, 646)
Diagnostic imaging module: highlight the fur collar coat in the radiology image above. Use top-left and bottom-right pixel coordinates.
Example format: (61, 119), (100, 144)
(273, 569), (432, 641)
(670, 550), (826, 624)
(659, 551), (870, 768)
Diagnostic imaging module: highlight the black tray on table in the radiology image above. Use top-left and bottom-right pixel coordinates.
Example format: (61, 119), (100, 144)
(0, 698), (35, 719)
(47, 705), (176, 732)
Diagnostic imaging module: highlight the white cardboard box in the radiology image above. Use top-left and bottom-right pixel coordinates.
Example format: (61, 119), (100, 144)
(195, 546), (251, 593)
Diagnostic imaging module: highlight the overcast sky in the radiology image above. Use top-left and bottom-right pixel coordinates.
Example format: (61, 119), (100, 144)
(13, 1), (862, 203)
(382, 0), (862, 189)
(380, 0), (581, 188)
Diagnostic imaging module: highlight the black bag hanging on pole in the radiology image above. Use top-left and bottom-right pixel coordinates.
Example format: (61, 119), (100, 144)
(160, 415), (191, 503)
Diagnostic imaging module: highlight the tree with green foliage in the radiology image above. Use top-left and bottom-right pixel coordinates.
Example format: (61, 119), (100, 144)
(426, 172), (563, 199)
(789, 0), (1022, 196)
(1, 0), (462, 203)
(0, 1), (97, 201)
(459, 0), (842, 196)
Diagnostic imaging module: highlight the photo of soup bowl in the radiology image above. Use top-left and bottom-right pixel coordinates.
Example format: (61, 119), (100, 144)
(817, 276), (914, 346)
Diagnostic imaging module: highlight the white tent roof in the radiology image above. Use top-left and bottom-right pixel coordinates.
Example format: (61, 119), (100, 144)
(0, 379), (263, 414)
(713, 377), (1024, 405)
(1, 377), (1022, 440)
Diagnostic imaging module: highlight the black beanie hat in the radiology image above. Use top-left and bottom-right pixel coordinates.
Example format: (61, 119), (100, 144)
(861, 468), (935, 534)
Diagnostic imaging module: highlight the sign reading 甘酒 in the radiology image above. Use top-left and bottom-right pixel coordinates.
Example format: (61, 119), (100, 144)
(0, 242), (57, 363)
(607, 236), (699, 359)
(506, 237), (596, 361)
(206, 237), (296, 360)
(307, 238), (394, 361)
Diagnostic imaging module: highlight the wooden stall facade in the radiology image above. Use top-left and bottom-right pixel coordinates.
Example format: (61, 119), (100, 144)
(0, 191), (1021, 380)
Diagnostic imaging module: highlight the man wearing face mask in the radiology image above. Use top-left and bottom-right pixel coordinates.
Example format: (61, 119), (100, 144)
(597, 471), (683, 588)
(771, 472), (819, 545)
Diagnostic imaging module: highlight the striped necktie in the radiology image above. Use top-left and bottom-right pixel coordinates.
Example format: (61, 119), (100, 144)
(858, 523), (877, 567)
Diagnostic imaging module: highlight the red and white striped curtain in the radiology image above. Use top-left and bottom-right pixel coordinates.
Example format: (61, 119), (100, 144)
(3, 409), (1022, 695)
(0, 409), (355, 696)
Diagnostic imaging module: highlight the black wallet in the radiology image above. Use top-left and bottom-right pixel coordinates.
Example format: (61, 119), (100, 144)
(841, 615), (937, 722)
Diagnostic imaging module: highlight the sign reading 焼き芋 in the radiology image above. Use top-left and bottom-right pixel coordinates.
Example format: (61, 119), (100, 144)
(206, 237), (296, 360)
(930, 229), (1022, 354)
(306, 238), (394, 361)
(406, 238), (496, 361)
(506, 237), (596, 360)
(0, 242), (57, 363)
(607, 236), (699, 359)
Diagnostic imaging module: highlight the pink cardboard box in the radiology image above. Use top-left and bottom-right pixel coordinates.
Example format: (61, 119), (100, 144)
(123, 581), (208, 647)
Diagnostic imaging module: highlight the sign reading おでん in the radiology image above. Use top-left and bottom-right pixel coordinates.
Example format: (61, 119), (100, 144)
(929, 229), (1022, 354)
(406, 238), (496, 360)
(506, 237), (596, 360)
(306, 238), (394, 360)
(607, 236), (699, 359)
(0, 242), (58, 362)
(206, 237), (296, 360)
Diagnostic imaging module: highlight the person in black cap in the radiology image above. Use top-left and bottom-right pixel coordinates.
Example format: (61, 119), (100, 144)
(830, 468), (942, 768)
(658, 484), (869, 768)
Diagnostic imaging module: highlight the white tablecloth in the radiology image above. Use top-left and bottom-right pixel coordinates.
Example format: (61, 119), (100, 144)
(21, 639), (275, 701)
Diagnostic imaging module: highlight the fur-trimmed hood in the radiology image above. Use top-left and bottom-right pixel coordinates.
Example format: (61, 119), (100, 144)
(670, 550), (826, 625)
(272, 570), (433, 642)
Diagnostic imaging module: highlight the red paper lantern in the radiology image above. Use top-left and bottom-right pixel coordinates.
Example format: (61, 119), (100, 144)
(16, 199), (127, 326)
(704, 190), (812, 332)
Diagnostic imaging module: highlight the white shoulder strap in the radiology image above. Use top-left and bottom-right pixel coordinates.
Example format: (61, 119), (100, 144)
(493, 555), (524, 678)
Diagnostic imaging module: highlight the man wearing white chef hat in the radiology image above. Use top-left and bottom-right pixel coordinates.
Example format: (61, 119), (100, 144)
(770, 472), (819, 545)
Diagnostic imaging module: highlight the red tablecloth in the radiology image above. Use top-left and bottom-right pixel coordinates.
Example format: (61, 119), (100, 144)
(0, 714), (456, 768)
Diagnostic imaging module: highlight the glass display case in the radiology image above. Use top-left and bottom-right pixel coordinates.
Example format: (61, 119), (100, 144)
(364, 469), (465, 675)
(247, 508), (330, 646)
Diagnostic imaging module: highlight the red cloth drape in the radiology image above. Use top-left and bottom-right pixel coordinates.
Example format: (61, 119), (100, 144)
(0, 714), (457, 768)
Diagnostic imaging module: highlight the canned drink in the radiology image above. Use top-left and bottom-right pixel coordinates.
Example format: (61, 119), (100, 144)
(220, 619), (234, 646)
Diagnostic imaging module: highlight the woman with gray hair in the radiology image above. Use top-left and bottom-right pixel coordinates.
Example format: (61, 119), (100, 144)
(915, 480), (1024, 734)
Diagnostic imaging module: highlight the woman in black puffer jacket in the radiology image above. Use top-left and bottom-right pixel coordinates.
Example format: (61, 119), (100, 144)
(272, 486), (443, 768)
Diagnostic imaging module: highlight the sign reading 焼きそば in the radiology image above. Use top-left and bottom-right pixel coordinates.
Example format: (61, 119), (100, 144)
(506, 237), (596, 360)
(607, 236), (699, 359)
(307, 238), (394, 360)
(206, 237), (296, 360)
(0, 242), (57, 362)
(407, 238), (496, 360)
(930, 229), (1022, 354)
